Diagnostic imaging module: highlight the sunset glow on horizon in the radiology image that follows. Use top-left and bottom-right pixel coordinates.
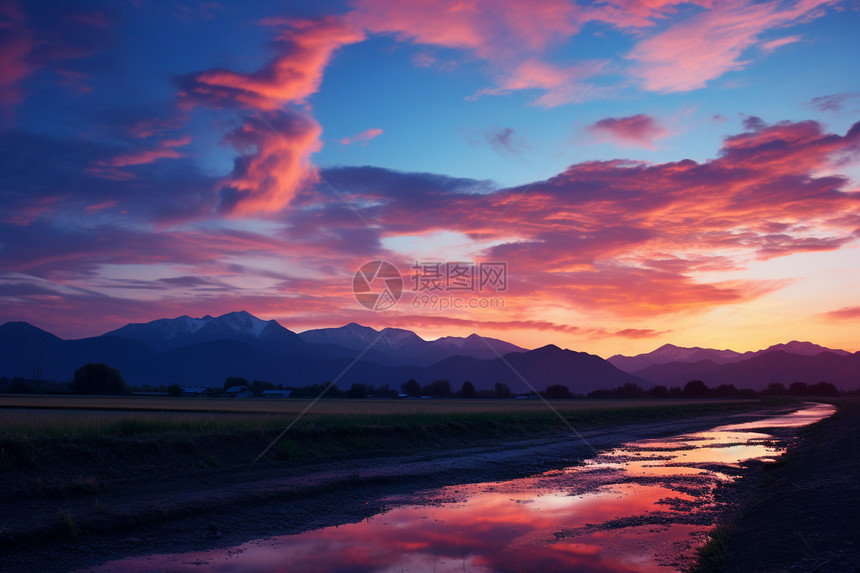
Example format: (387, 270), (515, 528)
(1, 0), (859, 357)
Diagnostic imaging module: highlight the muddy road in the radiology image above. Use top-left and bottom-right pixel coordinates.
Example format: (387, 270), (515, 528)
(0, 403), (832, 572)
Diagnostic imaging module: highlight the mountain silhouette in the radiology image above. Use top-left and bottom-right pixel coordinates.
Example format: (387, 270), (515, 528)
(299, 323), (525, 366)
(610, 340), (849, 373)
(632, 350), (860, 390)
(2, 314), (857, 391)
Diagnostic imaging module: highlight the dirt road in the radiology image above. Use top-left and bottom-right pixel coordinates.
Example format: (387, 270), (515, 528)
(0, 405), (813, 572)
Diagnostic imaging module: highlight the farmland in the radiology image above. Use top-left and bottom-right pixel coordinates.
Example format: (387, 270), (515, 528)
(0, 395), (763, 441)
(0, 394), (813, 573)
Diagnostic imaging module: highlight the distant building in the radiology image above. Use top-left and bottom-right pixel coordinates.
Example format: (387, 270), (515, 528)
(261, 389), (292, 398)
(180, 386), (208, 397)
(224, 385), (253, 398)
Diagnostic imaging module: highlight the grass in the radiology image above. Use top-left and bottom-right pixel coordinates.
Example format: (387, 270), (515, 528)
(0, 396), (766, 441)
(59, 508), (78, 539)
(0, 394), (752, 414)
(0, 395), (791, 491)
(693, 522), (735, 572)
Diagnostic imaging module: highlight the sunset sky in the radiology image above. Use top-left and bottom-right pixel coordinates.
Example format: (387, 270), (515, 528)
(1, 0), (859, 357)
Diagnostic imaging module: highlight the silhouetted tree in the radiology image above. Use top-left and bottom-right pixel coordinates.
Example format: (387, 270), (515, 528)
(808, 381), (838, 396)
(763, 382), (787, 396)
(348, 383), (368, 398)
(428, 379), (452, 398)
(789, 382), (809, 396)
(738, 388), (759, 399)
(683, 380), (709, 398)
(545, 384), (571, 399)
(587, 388), (614, 398)
(461, 381), (476, 398)
(251, 380), (274, 394)
(617, 383), (644, 398)
(223, 376), (249, 390)
(649, 385), (669, 398)
(402, 379), (421, 397)
(372, 384), (397, 398)
(668, 386), (684, 398)
(289, 383), (344, 398)
(712, 384), (738, 398)
(167, 383), (182, 397)
(494, 382), (513, 398)
(71, 363), (126, 395)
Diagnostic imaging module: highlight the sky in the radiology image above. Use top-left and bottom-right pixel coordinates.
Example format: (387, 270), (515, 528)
(1, 0), (859, 357)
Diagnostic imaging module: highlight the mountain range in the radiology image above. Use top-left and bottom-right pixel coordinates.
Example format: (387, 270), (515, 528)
(1, 312), (857, 392)
(608, 341), (857, 390)
(0, 312), (637, 393)
(607, 341), (850, 372)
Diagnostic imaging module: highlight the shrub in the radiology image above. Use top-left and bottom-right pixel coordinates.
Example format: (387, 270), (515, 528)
(544, 384), (572, 399)
(70, 363), (127, 395)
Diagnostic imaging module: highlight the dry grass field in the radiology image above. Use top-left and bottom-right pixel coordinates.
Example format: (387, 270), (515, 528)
(0, 394), (759, 441)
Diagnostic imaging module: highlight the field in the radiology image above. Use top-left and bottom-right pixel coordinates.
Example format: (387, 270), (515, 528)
(0, 395), (762, 442)
(0, 394), (806, 573)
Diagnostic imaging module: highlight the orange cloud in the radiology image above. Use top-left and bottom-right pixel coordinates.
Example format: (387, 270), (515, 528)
(340, 128), (383, 145)
(180, 17), (364, 110)
(587, 114), (668, 149)
(88, 136), (192, 180)
(309, 119), (860, 317)
(217, 111), (322, 215)
(178, 16), (363, 215)
(613, 328), (670, 339)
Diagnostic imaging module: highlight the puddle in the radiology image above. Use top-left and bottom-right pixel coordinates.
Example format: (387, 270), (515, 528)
(80, 402), (835, 572)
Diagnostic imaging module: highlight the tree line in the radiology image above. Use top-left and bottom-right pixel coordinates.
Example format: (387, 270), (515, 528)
(0, 363), (843, 399)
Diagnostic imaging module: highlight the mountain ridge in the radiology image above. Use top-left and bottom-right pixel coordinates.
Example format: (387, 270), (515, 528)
(609, 340), (849, 373)
(2, 313), (857, 391)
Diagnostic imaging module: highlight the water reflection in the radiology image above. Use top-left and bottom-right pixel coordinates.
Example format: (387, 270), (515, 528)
(82, 403), (834, 573)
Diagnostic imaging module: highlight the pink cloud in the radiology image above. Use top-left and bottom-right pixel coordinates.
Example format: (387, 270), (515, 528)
(178, 16), (363, 215)
(824, 306), (860, 321)
(350, 1), (603, 107)
(613, 328), (671, 339)
(472, 58), (606, 107)
(340, 128), (383, 145)
(179, 17), (364, 111)
(88, 136), (192, 180)
(759, 34), (802, 52)
(0, 2), (113, 110)
(0, 0), (34, 106)
(587, 114), (668, 149)
(217, 111), (322, 215)
(587, 0), (711, 29)
(350, 0), (581, 60)
(308, 119), (860, 317)
(627, 0), (832, 92)
(4, 117), (860, 336)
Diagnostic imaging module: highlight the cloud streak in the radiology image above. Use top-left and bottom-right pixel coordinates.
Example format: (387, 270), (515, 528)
(626, 0), (832, 92)
(340, 128), (383, 145)
(587, 114), (668, 149)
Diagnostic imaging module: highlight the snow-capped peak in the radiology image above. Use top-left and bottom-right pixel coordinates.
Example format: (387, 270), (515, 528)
(214, 311), (269, 337)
